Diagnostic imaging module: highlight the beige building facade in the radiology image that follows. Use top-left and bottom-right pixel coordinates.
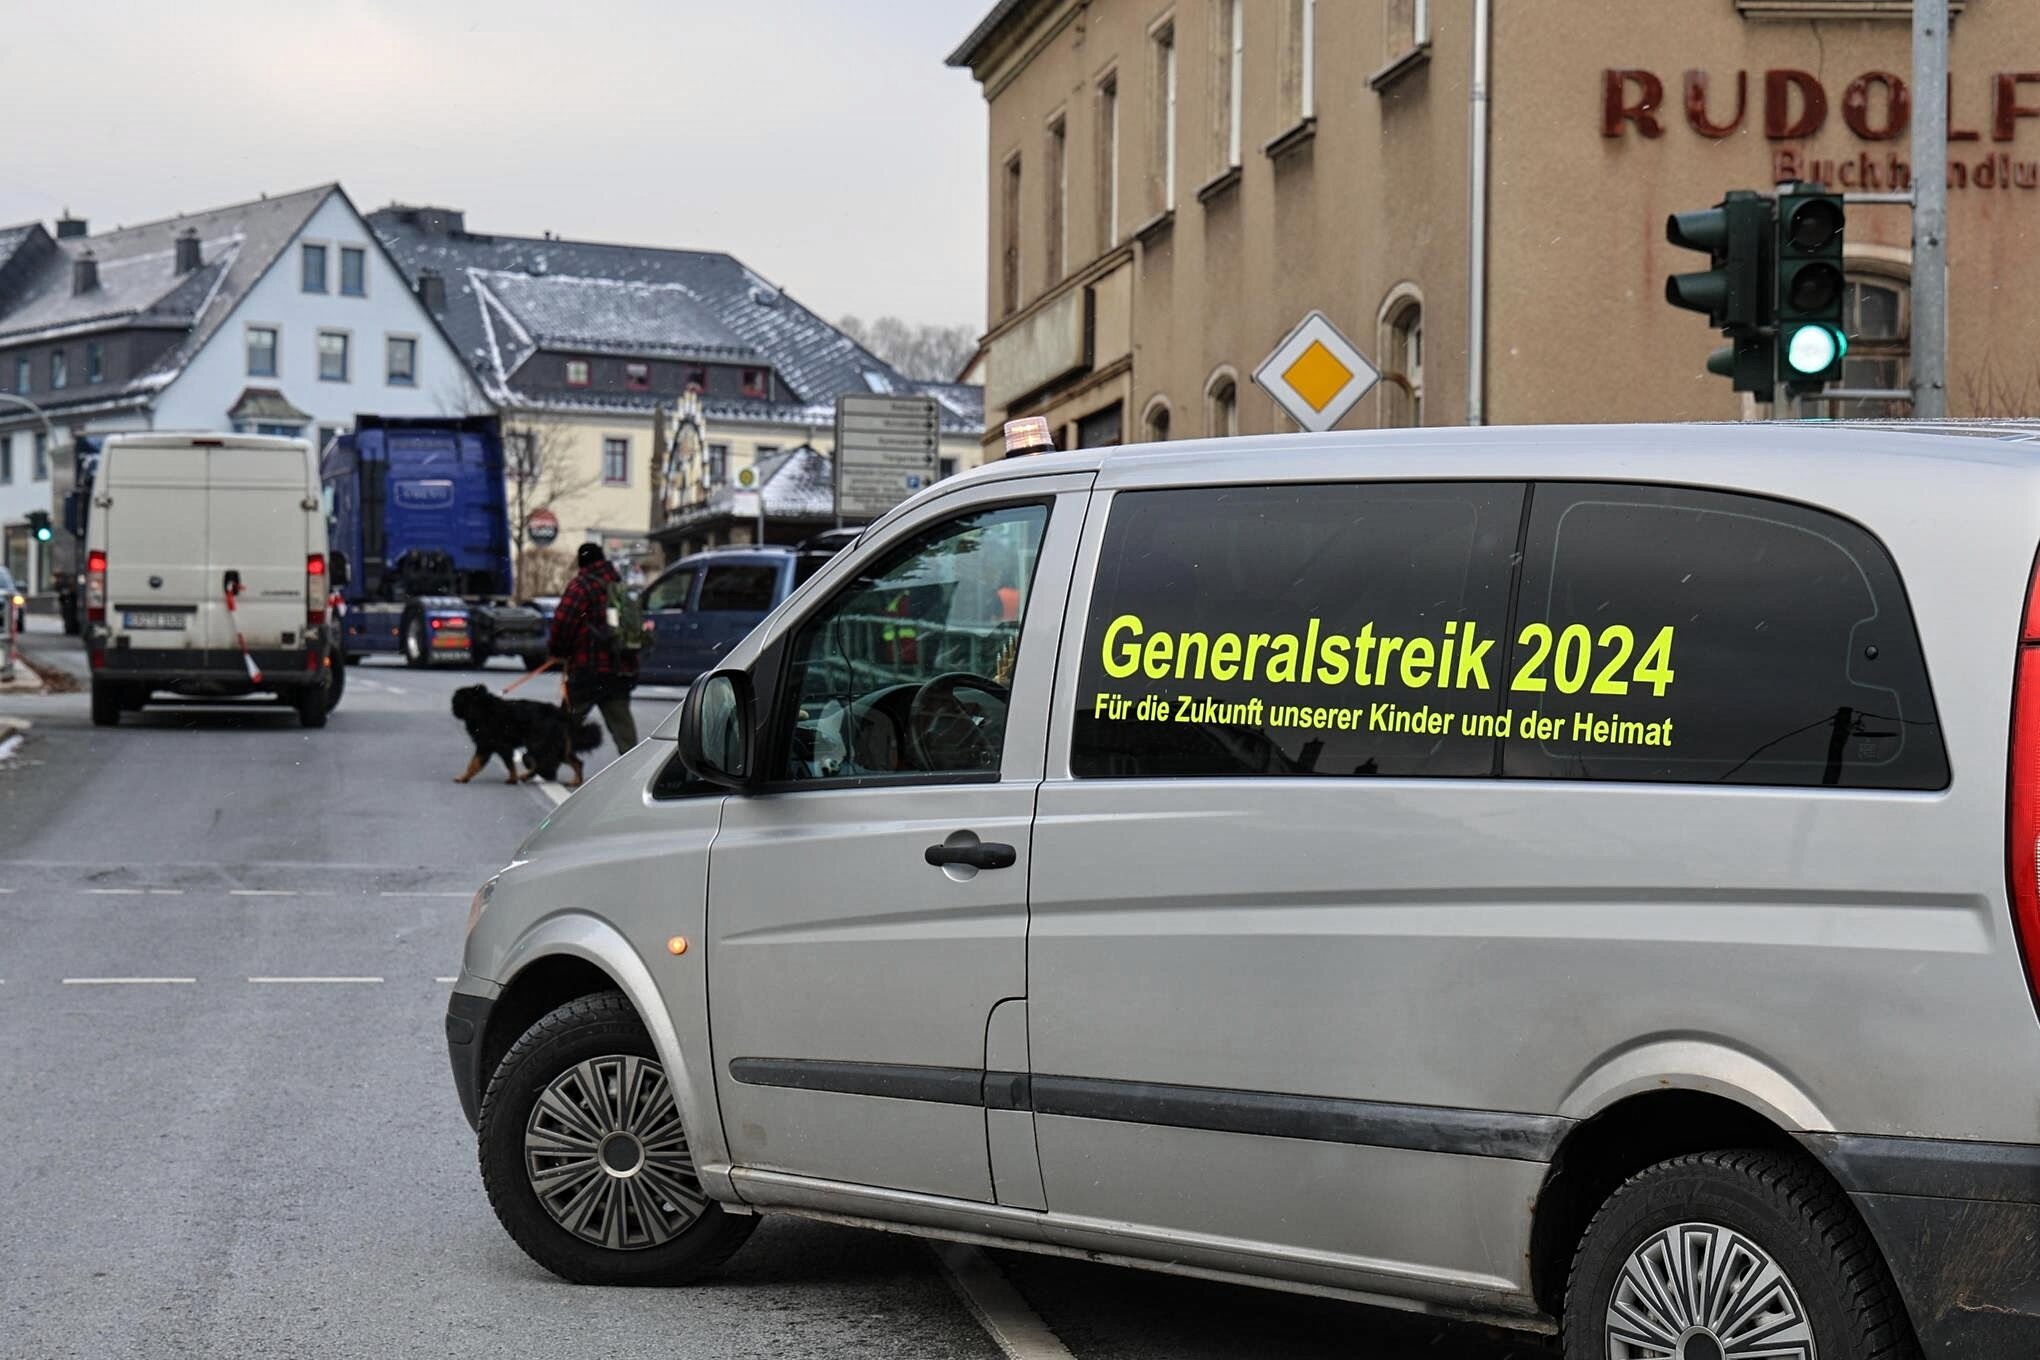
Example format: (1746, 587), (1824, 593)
(953, 0), (2040, 442)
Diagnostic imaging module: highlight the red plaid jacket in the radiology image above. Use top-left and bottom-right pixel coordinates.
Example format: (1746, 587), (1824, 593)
(549, 560), (634, 696)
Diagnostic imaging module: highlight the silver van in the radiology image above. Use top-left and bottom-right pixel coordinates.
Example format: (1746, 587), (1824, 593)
(446, 423), (2040, 1355)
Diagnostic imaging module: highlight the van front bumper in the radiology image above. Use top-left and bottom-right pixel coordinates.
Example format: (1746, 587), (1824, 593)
(1802, 1133), (2040, 1353)
(445, 989), (495, 1130)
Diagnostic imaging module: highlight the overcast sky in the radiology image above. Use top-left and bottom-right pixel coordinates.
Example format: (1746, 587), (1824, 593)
(0, 0), (990, 330)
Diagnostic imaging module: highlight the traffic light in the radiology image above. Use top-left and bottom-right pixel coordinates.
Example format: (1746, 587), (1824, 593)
(1774, 184), (1848, 390)
(1665, 190), (1775, 394)
(25, 510), (51, 543)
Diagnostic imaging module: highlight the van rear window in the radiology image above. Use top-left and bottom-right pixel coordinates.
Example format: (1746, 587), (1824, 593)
(1071, 483), (1524, 778)
(1503, 484), (1947, 789)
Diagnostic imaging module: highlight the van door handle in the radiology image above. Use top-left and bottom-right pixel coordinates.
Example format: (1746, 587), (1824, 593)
(924, 840), (1017, 871)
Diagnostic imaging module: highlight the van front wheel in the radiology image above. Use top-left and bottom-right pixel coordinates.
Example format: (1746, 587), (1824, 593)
(1563, 1149), (1917, 1360)
(478, 992), (756, 1285)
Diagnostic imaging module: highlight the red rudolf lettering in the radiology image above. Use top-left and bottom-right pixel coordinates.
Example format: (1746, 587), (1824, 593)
(1995, 73), (2040, 141)
(1684, 69), (1746, 139)
(1766, 70), (1827, 139)
(1603, 69), (1665, 138)
(1842, 72), (1909, 141)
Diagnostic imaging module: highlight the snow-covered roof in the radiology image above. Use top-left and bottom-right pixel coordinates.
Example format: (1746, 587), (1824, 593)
(663, 443), (839, 531)
(370, 206), (983, 434)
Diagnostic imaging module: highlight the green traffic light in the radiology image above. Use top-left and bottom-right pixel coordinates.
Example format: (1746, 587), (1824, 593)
(1785, 325), (1847, 375)
(34, 527), (50, 542)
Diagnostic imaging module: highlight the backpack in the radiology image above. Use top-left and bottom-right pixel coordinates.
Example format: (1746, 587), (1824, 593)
(602, 579), (645, 656)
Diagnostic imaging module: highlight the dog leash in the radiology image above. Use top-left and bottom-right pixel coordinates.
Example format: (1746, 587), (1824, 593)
(501, 657), (562, 699)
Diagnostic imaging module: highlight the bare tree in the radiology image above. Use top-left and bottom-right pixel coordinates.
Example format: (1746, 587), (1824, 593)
(503, 411), (603, 598)
(838, 315), (979, 383)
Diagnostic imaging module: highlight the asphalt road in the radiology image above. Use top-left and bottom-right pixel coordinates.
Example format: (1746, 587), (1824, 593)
(0, 620), (1555, 1360)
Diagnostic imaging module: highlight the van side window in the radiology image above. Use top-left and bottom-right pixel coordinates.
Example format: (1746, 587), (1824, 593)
(1071, 482), (1524, 778)
(644, 569), (695, 613)
(697, 565), (779, 612)
(1503, 484), (1948, 789)
(776, 503), (1049, 783)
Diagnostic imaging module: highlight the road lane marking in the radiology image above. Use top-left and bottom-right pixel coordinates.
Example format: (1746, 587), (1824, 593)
(934, 1244), (1075, 1360)
(379, 891), (472, 899)
(248, 976), (384, 984)
(63, 977), (196, 985)
(539, 782), (570, 807)
(149, 889), (183, 896)
(436, 976), (458, 983)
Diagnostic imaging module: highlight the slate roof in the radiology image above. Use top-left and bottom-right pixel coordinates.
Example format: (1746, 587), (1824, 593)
(369, 207), (982, 434)
(0, 185), (336, 410)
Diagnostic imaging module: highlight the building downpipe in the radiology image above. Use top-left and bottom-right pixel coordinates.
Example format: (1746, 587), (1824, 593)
(1466, 0), (1492, 425)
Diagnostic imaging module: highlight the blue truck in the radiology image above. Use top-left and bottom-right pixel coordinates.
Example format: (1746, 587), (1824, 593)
(322, 415), (547, 669)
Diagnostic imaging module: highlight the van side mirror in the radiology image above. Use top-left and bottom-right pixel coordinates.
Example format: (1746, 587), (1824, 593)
(678, 669), (753, 789)
(330, 550), (351, 588)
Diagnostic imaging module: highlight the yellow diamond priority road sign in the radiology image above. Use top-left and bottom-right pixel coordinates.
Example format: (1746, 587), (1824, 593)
(1252, 310), (1380, 433)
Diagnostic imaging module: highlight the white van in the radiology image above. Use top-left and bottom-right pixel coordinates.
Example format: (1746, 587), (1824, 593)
(449, 422), (2040, 1356)
(85, 433), (337, 728)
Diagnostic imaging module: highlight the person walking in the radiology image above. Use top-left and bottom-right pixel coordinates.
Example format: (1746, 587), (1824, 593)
(549, 543), (640, 760)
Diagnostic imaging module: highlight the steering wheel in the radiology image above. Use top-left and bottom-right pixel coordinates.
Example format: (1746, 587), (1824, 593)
(907, 672), (1010, 772)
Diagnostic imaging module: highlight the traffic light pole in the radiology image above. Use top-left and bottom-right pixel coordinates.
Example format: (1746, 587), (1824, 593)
(1912, 0), (1950, 419)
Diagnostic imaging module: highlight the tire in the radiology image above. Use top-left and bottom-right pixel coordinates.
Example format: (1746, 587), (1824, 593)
(1563, 1150), (1918, 1360)
(478, 992), (756, 1285)
(467, 645), (493, 670)
(403, 616), (428, 669)
(323, 647), (345, 714)
(344, 653), (365, 667)
(294, 683), (328, 728)
(90, 680), (121, 727)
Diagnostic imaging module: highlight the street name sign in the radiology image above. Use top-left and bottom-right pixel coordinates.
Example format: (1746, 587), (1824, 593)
(835, 394), (939, 521)
(1252, 311), (1380, 433)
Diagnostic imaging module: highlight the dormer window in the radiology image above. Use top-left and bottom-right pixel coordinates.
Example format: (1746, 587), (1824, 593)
(565, 358), (591, 388)
(741, 368), (768, 399)
(625, 362), (650, 392)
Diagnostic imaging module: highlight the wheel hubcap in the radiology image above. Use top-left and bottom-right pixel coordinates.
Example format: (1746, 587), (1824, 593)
(1606, 1223), (1815, 1359)
(524, 1054), (706, 1251)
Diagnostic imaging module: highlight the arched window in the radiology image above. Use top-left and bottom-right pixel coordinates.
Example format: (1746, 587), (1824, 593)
(1143, 397), (1172, 443)
(1206, 369), (1239, 438)
(1831, 272), (1910, 419)
(1377, 286), (1424, 428)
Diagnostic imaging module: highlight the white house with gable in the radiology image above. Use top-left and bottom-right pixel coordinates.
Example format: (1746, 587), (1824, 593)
(0, 184), (488, 591)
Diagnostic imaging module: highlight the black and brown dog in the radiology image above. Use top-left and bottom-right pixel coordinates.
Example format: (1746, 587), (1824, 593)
(450, 685), (602, 786)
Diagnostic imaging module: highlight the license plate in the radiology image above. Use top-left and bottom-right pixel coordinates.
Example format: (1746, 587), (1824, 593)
(122, 611), (188, 630)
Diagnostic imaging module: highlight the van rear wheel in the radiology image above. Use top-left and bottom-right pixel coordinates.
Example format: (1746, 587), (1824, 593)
(1563, 1150), (1917, 1360)
(293, 683), (328, 728)
(90, 680), (120, 727)
(478, 992), (755, 1285)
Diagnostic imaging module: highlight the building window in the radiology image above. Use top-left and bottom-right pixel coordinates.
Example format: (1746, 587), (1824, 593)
(247, 326), (278, 378)
(1381, 296), (1424, 427)
(939, 455), (960, 480)
(386, 335), (417, 386)
(1002, 153), (1023, 317)
(86, 340), (103, 384)
(625, 361), (651, 391)
(1097, 73), (1120, 248)
(0, 434), (12, 484)
(1285, 0), (1317, 120)
(339, 247), (366, 297)
(686, 365), (707, 391)
(1207, 372), (1238, 437)
(1153, 21), (1179, 211)
(1388, 0), (1430, 53)
(302, 243), (327, 293)
(318, 425), (341, 454)
(1214, 0), (1244, 170)
(1046, 115), (1068, 284)
(707, 443), (729, 486)
(318, 331), (350, 383)
(603, 437), (629, 485)
(33, 432), (48, 482)
(1144, 398), (1173, 442)
(12, 356), (26, 392)
(565, 358), (591, 388)
(1829, 273), (1910, 419)
(741, 368), (768, 399)
(50, 349), (67, 390)
(254, 422), (304, 439)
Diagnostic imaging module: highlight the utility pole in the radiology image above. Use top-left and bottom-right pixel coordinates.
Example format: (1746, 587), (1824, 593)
(1913, 0), (1949, 418)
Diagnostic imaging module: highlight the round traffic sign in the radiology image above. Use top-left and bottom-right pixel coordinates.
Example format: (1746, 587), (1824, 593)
(527, 508), (560, 546)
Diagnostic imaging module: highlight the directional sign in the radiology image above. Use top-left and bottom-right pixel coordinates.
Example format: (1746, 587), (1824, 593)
(835, 393), (940, 521)
(1252, 310), (1380, 433)
(526, 507), (559, 546)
